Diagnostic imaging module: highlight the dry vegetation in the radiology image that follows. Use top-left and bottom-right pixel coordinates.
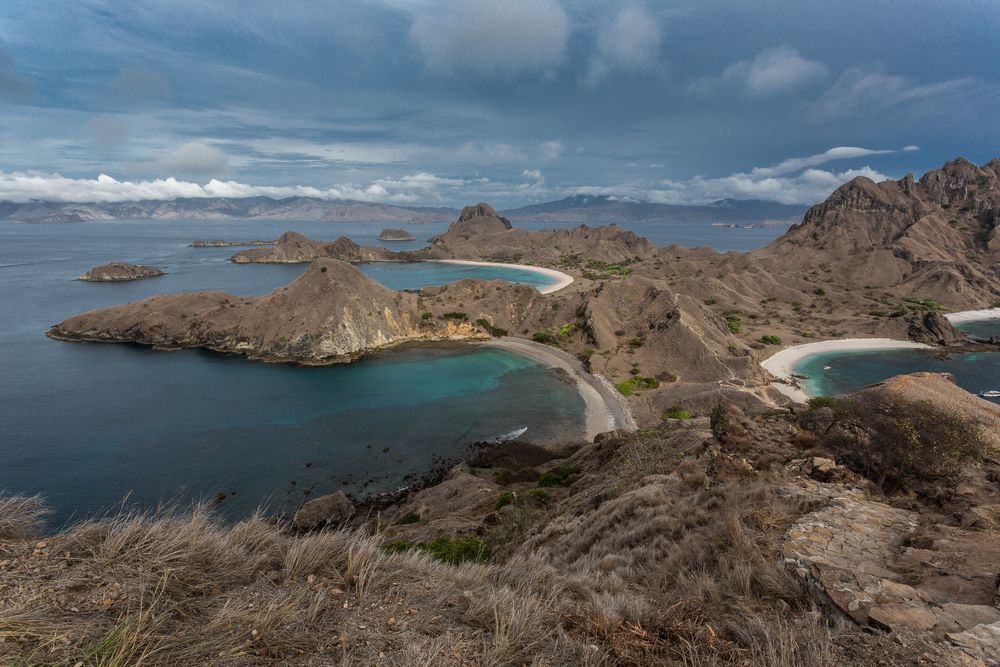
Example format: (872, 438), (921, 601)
(2, 391), (995, 665)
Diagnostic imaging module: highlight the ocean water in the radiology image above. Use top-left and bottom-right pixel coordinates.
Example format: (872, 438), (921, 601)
(0, 219), (586, 526)
(358, 261), (557, 291)
(795, 318), (1000, 405)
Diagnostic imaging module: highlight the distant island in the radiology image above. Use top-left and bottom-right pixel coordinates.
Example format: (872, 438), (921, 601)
(189, 239), (276, 248)
(78, 262), (165, 282)
(377, 228), (416, 241)
(0, 194), (806, 225)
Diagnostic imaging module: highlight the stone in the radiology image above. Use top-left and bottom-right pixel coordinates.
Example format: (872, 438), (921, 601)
(868, 604), (939, 633)
(292, 491), (355, 531)
(939, 604), (1000, 633)
(946, 620), (1000, 665)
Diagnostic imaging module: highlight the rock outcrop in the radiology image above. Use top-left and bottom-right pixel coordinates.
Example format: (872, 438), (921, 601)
(377, 228), (416, 241)
(292, 491), (355, 530)
(231, 231), (399, 264)
(79, 262), (165, 282)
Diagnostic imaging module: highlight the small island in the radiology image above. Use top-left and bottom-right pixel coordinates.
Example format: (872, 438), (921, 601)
(189, 239), (276, 248)
(378, 228), (416, 241)
(78, 262), (165, 282)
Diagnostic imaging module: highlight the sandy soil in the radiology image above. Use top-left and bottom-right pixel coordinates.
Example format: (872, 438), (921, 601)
(436, 259), (574, 294)
(945, 307), (1000, 324)
(761, 338), (931, 403)
(479, 337), (637, 441)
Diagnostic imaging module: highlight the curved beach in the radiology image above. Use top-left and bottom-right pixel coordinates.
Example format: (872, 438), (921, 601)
(480, 337), (637, 441)
(945, 307), (1000, 324)
(436, 259), (574, 294)
(761, 338), (931, 403)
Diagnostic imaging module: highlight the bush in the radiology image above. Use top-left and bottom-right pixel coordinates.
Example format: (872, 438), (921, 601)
(525, 488), (551, 503)
(758, 335), (782, 345)
(495, 492), (515, 510)
(537, 466), (580, 487)
(724, 314), (742, 334)
(421, 311), (433, 320)
(441, 311), (467, 321)
(531, 331), (558, 345)
(475, 318), (508, 337)
(704, 298), (718, 305)
(663, 406), (692, 420)
(320, 266), (328, 273)
(805, 397), (989, 496)
(627, 337), (644, 348)
(396, 511), (420, 525)
(615, 376), (660, 395)
(813, 287), (825, 296)
(382, 536), (490, 565)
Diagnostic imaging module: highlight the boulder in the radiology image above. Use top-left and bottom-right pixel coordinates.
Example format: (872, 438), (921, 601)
(292, 491), (355, 530)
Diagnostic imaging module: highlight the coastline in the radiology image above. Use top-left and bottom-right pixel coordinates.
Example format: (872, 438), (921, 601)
(435, 259), (574, 294)
(945, 307), (1000, 324)
(479, 337), (637, 441)
(761, 338), (931, 403)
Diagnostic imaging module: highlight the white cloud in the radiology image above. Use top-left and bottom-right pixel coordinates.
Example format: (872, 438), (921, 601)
(410, 0), (569, 76)
(0, 170), (471, 204)
(585, 5), (662, 86)
(522, 169), (543, 181)
(903, 145), (921, 152)
(541, 140), (564, 159)
(156, 142), (229, 176)
(751, 146), (895, 177)
(688, 45), (827, 97)
(809, 66), (973, 120)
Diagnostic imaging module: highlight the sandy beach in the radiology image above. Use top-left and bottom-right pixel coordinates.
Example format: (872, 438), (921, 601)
(761, 338), (931, 403)
(945, 307), (1000, 324)
(436, 259), (574, 294)
(480, 337), (637, 441)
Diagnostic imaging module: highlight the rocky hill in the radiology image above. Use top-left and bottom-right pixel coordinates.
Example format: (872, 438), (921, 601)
(78, 262), (165, 282)
(504, 194), (806, 224)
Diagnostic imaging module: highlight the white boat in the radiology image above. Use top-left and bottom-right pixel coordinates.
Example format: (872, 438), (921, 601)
(979, 390), (1000, 398)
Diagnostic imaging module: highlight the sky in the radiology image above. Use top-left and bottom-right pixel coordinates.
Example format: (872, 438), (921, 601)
(0, 0), (998, 207)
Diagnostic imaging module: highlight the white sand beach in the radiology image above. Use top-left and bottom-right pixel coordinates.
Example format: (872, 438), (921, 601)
(481, 337), (636, 441)
(761, 338), (931, 403)
(945, 307), (1000, 324)
(437, 259), (574, 294)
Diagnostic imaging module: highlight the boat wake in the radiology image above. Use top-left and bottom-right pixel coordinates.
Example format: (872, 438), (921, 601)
(485, 426), (528, 444)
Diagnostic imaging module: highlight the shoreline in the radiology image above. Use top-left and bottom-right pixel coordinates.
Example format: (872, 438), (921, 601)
(479, 337), (637, 441)
(945, 307), (1000, 324)
(761, 338), (931, 403)
(435, 259), (574, 294)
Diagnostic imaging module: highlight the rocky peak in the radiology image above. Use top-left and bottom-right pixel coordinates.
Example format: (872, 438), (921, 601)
(457, 202), (512, 229)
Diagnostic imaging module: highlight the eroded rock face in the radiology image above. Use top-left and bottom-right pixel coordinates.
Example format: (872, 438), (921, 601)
(292, 491), (355, 530)
(231, 231), (399, 264)
(79, 262), (165, 282)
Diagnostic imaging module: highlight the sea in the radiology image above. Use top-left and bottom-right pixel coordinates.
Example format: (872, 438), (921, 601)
(2, 216), (996, 525)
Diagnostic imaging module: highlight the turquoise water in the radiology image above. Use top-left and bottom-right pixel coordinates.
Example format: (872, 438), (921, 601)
(956, 318), (1000, 340)
(794, 320), (1000, 405)
(0, 220), (585, 526)
(358, 261), (557, 291)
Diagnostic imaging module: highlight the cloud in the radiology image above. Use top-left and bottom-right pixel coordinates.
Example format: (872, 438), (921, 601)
(541, 140), (564, 159)
(410, 0), (569, 76)
(522, 169), (543, 180)
(156, 142), (229, 176)
(0, 170), (471, 204)
(751, 146), (895, 177)
(903, 145), (921, 152)
(809, 66), (973, 120)
(585, 5), (662, 86)
(0, 42), (34, 100)
(688, 46), (827, 97)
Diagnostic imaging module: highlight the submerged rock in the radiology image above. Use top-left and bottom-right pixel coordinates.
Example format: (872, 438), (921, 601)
(79, 262), (165, 282)
(292, 490), (355, 530)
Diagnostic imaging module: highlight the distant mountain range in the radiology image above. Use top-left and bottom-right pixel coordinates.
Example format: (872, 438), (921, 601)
(0, 194), (806, 225)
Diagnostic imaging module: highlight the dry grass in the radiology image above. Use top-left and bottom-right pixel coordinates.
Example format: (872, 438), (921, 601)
(0, 494), (50, 540)
(0, 417), (906, 665)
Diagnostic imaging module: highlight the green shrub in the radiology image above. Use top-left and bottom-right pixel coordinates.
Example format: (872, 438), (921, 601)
(494, 492), (515, 510)
(441, 311), (468, 321)
(396, 511), (420, 525)
(616, 376), (660, 396)
(525, 488), (551, 503)
(813, 287), (825, 296)
(421, 311), (433, 320)
(704, 298), (718, 305)
(557, 323), (575, 339)
(475, 318), (508, 337)
(320, 266), (328, 273)
(627, 337), (644, 348)
(537, 466), (580, 488)
(531, 331), (558, 345)
(382, 537), (491, 565)
(663, 405), (692, 420)
(759, 335), (782, 345)
(724, 314), (742, 334)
